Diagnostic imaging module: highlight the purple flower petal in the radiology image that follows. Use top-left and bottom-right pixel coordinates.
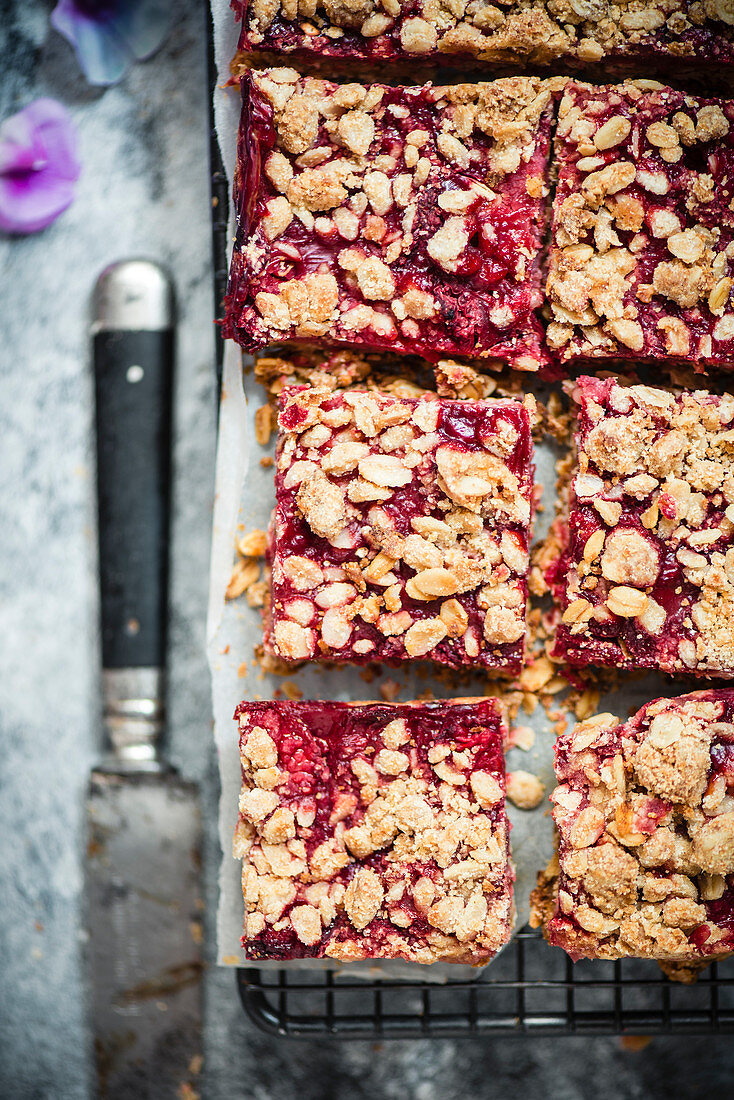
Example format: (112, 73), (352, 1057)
(51, 0), (171, 87)
(0, 99), (81, 235)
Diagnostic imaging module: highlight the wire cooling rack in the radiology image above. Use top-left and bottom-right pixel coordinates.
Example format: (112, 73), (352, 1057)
(206, 9), (734, 1038)
(236, 931), (734, 1038)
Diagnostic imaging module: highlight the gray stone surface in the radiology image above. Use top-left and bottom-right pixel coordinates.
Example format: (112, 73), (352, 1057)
(1, 2), (733, 1097)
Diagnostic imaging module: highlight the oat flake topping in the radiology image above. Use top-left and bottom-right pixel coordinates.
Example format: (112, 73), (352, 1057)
(232, 0), (734, 72)
(548, 81), (734, 372)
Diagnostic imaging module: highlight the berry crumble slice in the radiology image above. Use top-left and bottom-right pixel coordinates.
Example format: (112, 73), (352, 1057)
(547, 80), (734, 373)
(231, 0), (734, 77)
(222, 69), (555, 372)
(234, 698), (514, 963)
(531, 691), (734, 975)
(549, 376), (734, 678)
(265, 385), (534, 671)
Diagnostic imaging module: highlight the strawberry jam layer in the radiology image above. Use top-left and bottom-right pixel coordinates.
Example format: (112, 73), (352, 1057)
(232, 0), (734, 77)
(547, 82), (734, 373)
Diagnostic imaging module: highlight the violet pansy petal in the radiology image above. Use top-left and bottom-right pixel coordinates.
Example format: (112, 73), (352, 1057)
(0, 99), (80, 235)
(0, 132), (43, 176)
(51, 0), (171, 87)
(22, 98), (81, 181)
(0, 172), (77, 236)
(0, 99), (60, 174)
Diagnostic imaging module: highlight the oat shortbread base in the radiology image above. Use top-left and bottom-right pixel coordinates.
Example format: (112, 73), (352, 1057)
(534, 691), (734, 973)
(549, 376), (734, 678)
(231, 0), (734, 75)
(266, 385), (534, 671)
(548, 80), (734, 372)
(234, 698), (514, 963)
(223, 68), (555, 371)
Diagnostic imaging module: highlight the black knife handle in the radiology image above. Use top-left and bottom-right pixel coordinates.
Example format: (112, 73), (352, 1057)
(94, 263), (174, 671)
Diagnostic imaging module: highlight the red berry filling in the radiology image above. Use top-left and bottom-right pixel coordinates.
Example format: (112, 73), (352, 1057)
(547, 81), (734, 373)
(550, 376), (734, 679)
(232, 0), (734, 73)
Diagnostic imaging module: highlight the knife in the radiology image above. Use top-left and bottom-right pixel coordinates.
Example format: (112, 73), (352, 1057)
(87, 260), (203, 1098)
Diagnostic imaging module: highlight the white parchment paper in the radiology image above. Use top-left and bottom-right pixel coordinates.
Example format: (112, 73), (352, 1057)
(206, 0), (671, 974)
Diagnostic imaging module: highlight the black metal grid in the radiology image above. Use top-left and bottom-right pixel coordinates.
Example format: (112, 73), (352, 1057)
(207, 8), (734, 1039)
(236, 929), (734, 1038)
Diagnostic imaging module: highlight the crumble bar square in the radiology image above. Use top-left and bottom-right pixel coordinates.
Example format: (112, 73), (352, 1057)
(234, 697), (513, 963)
(231, 0), (734, 76)
(534, 691), (734, 972)
(265, 385), (534, 671)
(547, 80), (734, 373)
(549, 376), (734, 678)
(222, 69), (555, 372)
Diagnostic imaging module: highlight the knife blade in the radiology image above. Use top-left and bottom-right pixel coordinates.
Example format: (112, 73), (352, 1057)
(86, 260), (203, 1099)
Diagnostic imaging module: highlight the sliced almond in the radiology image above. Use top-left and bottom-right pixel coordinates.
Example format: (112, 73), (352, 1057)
(238, 529), (268, 558)
(358, 453), (412, 488)
(519, 654), (554, 692)
(226, 559), (260, 600)
(439, 598), (469, 637)
(594, 115), (631, 151)
(255, 404), (273, 446)
(607, 318), (644, 352)
(406, 567), (459, 600)
(362, 551), (397, 583)
(709, 277), (732, 316)
(562, 598), (593, 626)
(403, 618), (447, 657)
(594, 499), (622, 526)
(583, 529), (605, 563)
(606, 585), (648, 617)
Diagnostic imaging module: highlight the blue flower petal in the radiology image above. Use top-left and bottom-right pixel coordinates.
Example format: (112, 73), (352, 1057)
(51, 0), (171, 87)
(52, 2), (130, 86)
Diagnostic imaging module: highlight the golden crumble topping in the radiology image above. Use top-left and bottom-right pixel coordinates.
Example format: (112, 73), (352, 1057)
(265, 385), (534, 671)
(223, 69), (556, 371)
